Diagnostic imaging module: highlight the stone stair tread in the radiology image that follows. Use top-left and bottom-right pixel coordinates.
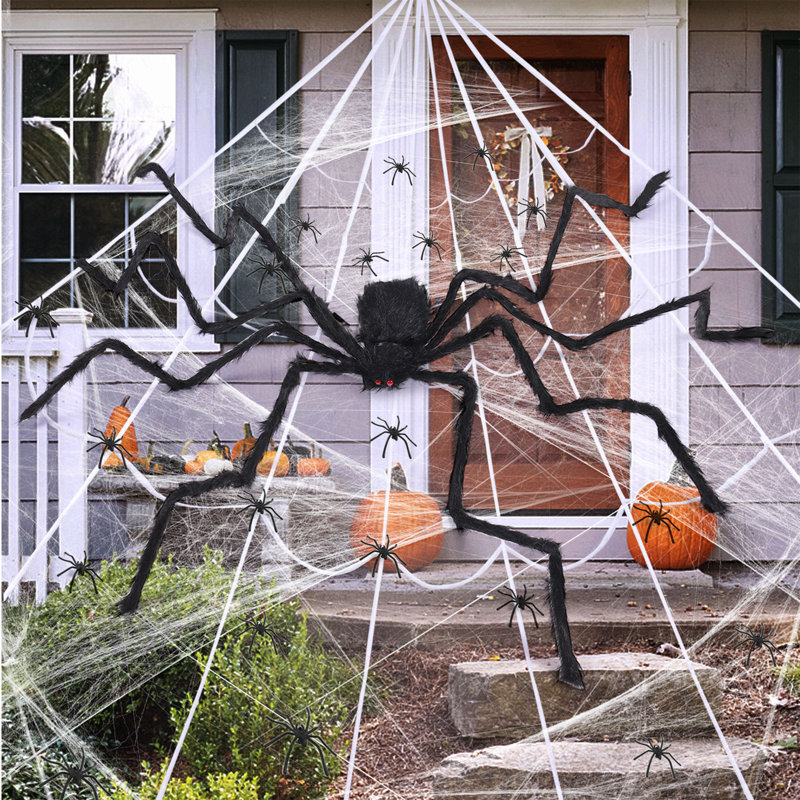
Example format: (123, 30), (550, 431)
(433, 738), (768, 799)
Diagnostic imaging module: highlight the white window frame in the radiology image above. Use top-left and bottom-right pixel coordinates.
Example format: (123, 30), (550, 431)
(2, 10), (218, 353)
(371, 0), (689, 558)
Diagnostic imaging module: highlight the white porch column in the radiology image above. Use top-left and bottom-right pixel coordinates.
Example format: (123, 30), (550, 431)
(50, 307), (93, 583)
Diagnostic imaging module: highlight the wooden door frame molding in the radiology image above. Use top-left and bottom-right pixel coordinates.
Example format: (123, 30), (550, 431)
(371, 0), (689, 556)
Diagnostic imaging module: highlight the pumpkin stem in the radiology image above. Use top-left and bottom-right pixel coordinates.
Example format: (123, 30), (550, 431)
(389, 462), (408, 492)
(181, 439), (194, 458)
(120, 395), (130, 408)
(147, 441), (154, 459)
(243, 422), (253, 439)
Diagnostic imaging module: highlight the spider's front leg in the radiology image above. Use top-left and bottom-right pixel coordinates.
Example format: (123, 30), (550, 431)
(414, 368), (584, 689)
(118, 358), (350, 613)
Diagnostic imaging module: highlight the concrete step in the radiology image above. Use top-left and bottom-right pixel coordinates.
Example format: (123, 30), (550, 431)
(449, 652), (723, 739)
(432, 739), (768, 799)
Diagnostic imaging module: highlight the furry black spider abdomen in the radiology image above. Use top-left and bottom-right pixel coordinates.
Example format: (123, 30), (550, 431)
(22, 162), (772, 690)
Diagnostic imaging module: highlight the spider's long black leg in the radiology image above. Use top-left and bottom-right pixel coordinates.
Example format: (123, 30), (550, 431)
(413, 368), (583, 689)
(428, 172), (672, 338)
(117, 358), (351, 613)
(77, 231), (304, 335)
(311, 741), (331, 777)
(20, 323), (348, 422)
(429, 315), (728, 514)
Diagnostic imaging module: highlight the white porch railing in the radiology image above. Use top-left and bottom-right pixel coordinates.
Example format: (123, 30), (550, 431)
(2, 308), (92, 604)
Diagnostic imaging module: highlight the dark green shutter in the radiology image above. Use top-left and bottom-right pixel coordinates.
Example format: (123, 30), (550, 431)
(215, 30), (299, 342)
(762, 31), (800, 342)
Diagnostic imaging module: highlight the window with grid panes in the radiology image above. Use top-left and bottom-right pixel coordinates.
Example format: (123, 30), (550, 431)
(18, 53), (178, 329)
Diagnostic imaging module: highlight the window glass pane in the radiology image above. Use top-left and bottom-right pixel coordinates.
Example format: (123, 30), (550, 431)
(129, 194), (177, 251)
(74, 194), (125, 258)
(19, 262), (72, 310)
(73, 120), (175, 184)
(22, 120), (71, 184)
(20, 195), (70, 258)
(22, 54), (70, 117)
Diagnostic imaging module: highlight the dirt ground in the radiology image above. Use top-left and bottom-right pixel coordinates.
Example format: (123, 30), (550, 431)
(326, 639), (800, 800)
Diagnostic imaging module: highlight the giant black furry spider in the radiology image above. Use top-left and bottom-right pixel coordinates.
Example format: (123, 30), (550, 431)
(16, 299), (60, 337)
(21, 162), (771, 688)
(265, 707), (337, 776)
(243, 609), (289, 656)
(733, 623), (780, 667)
(57, 551), (102, 594)
(496, 584), (544, 628)
(86, 426), (134, 469)
(370, 415), (417, 458)
(360, 534), (408, 577)
(40, 748), (104, 799)
(631, 500), (681, 543)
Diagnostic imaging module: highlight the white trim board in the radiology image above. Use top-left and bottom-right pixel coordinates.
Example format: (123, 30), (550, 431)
(371, 0), (689, 559)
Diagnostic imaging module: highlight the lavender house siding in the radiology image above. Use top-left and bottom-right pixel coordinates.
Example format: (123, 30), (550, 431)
(688, 0), (800, 559)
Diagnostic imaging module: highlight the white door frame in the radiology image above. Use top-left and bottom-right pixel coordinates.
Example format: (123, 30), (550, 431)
(370, 0), (688, 557)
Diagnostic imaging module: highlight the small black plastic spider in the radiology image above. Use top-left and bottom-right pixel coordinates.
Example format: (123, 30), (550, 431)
(491, 244), (526, 272)
(631, 500), (681, 543)
(370, 415), (417, 458)
(633, 737), (681, 778)
(734, 623), (780, 667)
(496, 584), (544, 628)
(247, 254), (288, 294)
(266, 707), (337, 777)
(41, 748), (104, 799)
(468, 143), (496, 170)
(16, 299), (60, 337)
(352, 248), (389, 277)
(86, 426), (134, 469)
(290, 214), (321, 244)
(518, 197), (548, 228)
(57, 551), (102, 594)
(383, 155), (415, 186)
(238, 491), (283, 531)
(359, 534), (408, 577)
(412, 230), (443, 261)
(243, 609), (289, 656)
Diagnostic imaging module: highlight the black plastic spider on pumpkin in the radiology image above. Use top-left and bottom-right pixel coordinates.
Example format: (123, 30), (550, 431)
(518, 197), (548, 228)
(266, 707), (337, 777)
(631, 500), (681, 543)
(24, 161), (772, 690)
(633, 737), (681, 778)
(370, 415), (417, 458)
(238, 491), (283, 531)
(248, 254), (288, 294)
(352, 247), (389, 277)
(40, 749), (104, 800)
(86, 426), (134, 469)
(57, 551), (102, 594)
(491, 244), (527, 272)
(412, 230), (443, 260)
(733, 623), (780, 667)
(496, 584), (544, 628)
(16, 299), (60, 337)
(290, 214), (321, 243)
(242, 609), (289, 656)
(468, 143), (496, 170)
(360, 534), (408, 577)
(383, 155), (415, 186)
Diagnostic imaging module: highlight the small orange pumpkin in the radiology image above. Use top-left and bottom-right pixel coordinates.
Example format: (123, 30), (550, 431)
(256, 441), (290, 477)
(297, 443), (331, 477)
(350, 464), (444, 573)
(232, 423), (257, 461)
(626, 481), (718, 570)
(103, 395), (139, 468)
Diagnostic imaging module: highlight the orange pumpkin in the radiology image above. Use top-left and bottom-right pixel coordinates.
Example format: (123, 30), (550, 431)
(297, 444), (331, 477)
(103, 395), (138, 468)
(350, 464), (444, 573)
(626, 481), (718, 570)
(256, 442), (290, 477)
(232, 423), (257, 461)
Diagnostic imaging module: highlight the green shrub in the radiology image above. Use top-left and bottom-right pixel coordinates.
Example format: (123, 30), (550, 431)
(4, 549), (262, 751)
(100, 762), (260, 800)
(171, 605), (358, 800)
(784, 659), (800, 697)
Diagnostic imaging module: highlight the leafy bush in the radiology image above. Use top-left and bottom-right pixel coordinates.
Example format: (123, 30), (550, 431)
(171, 606), (359, 800)
(784, 659), (800, 697)
(4, 549), (258, 750)
(100, 761), (260, 799)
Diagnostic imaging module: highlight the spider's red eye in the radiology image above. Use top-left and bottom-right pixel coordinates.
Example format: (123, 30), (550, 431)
(375, 380), (382, 385)
(387, 380), (394, 386)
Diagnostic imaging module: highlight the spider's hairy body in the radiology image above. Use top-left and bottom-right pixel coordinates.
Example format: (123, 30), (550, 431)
(22, 161), (771, 690)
